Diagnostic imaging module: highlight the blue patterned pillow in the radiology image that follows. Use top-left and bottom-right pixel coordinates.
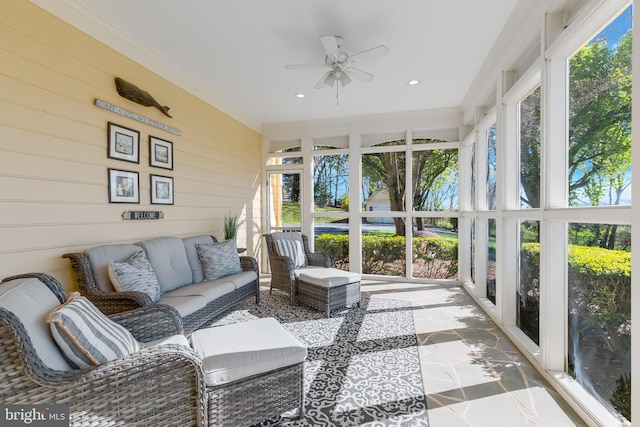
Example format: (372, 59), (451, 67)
(273, 239), (306, 268)
(47, 293), (141, 369)
(108, 251), (161, 303)
(197, 238), (242, 280)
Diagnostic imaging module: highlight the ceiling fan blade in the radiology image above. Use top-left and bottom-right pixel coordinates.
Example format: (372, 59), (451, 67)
(347, 45), (389, 64)
(339, 71), (352, 87)
(285, 63), (327, 70)
(320, 35), (341, 61)
(314, 70), (333, 89)
(346, 67), (374, 83)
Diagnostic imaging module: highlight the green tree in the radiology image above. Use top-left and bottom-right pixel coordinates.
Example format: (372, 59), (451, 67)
(313, 153), (348, 208)
(362, 140), (457, 236)
(568, 32), (632, 206)
(520, 86), (541, 208)
(519, 30), (632, 248)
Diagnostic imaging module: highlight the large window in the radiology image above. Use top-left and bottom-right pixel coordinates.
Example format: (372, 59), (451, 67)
(518, 220), (539, 344)
(361, 140), (459, 279)
(562, 9), (632, 421)
(413, 149), (458, 212)
(486, 125), (497, 210)
(311, 150), (350, 267)
(568, 8), (632, 208)
(519, 86), (541, 209)
(567, 223), (631, 420)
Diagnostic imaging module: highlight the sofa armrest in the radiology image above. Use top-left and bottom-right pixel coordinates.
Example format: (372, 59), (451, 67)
(62, 252), (101, 293)
(109, 304), (184, 342)
(80, 291), (154, 315)
(239, 255), (259, 275)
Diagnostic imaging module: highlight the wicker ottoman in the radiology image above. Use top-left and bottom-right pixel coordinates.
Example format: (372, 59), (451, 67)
(191, 317), (307, 427)
(296, 268), (361, 317)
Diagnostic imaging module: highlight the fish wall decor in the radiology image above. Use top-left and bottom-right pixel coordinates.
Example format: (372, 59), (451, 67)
(115, 77), (172, 118)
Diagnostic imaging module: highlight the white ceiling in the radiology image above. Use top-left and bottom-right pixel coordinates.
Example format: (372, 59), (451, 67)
(33, 0), (521, 129)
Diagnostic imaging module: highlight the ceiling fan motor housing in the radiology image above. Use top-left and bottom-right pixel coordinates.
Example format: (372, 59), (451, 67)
(325, 51), (349, 66)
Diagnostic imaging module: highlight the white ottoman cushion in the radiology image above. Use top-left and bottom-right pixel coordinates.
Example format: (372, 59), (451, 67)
(298, 268), (361, 288)
(146, 334), (190, 348)
(190, 317), (307, 386)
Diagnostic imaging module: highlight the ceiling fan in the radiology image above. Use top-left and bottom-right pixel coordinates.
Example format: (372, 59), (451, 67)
(285, 36), (389, 90)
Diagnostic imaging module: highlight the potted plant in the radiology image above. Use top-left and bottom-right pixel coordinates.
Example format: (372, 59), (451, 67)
(223, 213), (239, 240)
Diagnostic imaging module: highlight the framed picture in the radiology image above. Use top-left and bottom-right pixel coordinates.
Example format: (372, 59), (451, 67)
(108, 122), (139, 163)
(108, 168), (140, 203)
(150, 174), (174, 205)
(149, 136), (173, 170)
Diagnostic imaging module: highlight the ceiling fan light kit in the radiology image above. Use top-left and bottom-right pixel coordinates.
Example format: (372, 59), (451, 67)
(286, 35), (389, 104)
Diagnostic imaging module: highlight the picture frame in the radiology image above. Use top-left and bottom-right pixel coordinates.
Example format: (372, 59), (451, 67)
(150, 174), (174, 205)
(108, 168), (140, 203)
(108, 122), (140, 163)
(149, 136), (173, 170)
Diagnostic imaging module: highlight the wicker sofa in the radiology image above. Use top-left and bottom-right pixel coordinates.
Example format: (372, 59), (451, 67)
(63, 235), (259, 333)
(0, 273), (306, 427)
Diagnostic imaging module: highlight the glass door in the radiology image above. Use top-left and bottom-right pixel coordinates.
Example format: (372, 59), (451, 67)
(267, 171), (302, 234)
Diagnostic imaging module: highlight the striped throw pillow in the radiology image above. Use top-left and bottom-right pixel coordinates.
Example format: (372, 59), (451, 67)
(47, 293), (141, 369)
(108, 250), (161, 303)
(273, 239), (306, 268)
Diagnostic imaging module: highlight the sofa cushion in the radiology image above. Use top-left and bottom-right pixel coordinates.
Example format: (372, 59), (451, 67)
(197, 238), (242, 280)
(191, 317), (307, 386)
(85, 244), (143, 292)
(182, 235), (215, 283)
(273, 239), (306, 268)
(0, 277), (73, 371)
(206, 271), (258, 291)
(108, 251), (161, 303)
(47, 293), (141, 369)
(157, 294), (209, 318)
(138, 237), (193, 293)
(164, 280), (235, 301)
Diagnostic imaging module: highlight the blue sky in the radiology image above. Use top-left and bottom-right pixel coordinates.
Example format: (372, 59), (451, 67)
(592, 4), (632, 48)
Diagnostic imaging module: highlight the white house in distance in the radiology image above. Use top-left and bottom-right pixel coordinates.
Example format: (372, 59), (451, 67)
(364, 189), (393, 224)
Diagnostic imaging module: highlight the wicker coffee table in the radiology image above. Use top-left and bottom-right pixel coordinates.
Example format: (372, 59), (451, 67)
(296, 268), (361, 317)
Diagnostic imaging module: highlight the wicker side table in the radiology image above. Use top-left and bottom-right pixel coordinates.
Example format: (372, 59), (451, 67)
(297, 268), (361, 317)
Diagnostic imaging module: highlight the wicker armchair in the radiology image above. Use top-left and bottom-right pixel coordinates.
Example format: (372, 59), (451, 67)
(0, 273), (206, 426)
(0, 273), (306, 427)
(264, 232), (332, 304)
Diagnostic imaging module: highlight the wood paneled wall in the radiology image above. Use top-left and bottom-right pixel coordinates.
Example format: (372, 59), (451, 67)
(0, 0), (261, 292)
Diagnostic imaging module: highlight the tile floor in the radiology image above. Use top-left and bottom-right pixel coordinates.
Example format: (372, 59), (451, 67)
(359, 280), (587, 427)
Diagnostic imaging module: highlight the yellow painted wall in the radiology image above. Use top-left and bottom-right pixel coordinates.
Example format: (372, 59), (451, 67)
(0, 0), (262, 292)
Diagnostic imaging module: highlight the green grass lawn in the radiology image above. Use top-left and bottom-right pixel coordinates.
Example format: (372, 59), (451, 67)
(283, 202), (462, 243)
(282, 202), (347, 224)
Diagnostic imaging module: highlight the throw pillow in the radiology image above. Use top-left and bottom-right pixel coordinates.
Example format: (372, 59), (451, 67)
(108, 251), (161, 303)
(273, 239), (306, 268)
(196, 238), (242, 280)
(47, 292), (141, 369)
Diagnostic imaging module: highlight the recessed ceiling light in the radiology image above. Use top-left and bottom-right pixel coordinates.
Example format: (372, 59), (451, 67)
(295, 93), (305, 98)
(408, 79), (420, 86)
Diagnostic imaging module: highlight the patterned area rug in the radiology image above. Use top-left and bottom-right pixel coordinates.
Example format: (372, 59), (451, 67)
(211, 290), (429, 426)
